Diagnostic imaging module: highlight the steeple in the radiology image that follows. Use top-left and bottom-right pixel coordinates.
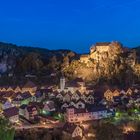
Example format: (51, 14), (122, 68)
(60, 73), (65, 91)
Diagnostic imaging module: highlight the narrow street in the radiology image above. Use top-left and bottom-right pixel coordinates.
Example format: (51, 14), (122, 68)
(15, 122), (64, 130)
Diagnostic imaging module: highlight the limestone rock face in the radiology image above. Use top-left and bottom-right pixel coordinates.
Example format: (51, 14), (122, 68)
(63, 42), (140, 86)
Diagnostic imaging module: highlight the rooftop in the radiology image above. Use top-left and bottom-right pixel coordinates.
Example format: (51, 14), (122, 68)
(3, 107), (19, 118)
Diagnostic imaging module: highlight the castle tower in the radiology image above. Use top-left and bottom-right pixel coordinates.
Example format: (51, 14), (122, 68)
(60, 76), (65, 91)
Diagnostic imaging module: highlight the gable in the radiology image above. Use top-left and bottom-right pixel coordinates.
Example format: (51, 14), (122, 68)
(62, 103), (69, 108)
(15, 86), (21, 92)
(56, 93), (63, 98)
(64, 94), (71, 100)
(120, 90), (126, 94)
(7, 87), (13, 91)
(16, 94), (22, 99)
(81, 94), (86, 99)
(127, 88), (132, 95)
(72, 94), (79, 99)
(70, 102), (75, 106)
(113, 90), (120, 96)
(76, 101), (84, 105)
(72, 126), (82, 137)
(104, 89), (112, 96)
(87, 95), (94, 99)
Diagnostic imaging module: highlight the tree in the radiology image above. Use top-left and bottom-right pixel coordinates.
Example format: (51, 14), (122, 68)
(21, 52), (43, 73)
(48, 56), (59, 71)
(61, 56), (69, 71)
(96, 122), (123, 140)
(42, 132), (52, 140)
(67, 51), (75, 58)
(0, 117), (15, 140)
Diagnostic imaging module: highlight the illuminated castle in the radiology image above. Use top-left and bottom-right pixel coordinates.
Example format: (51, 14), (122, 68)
(80, 41), (122, 63)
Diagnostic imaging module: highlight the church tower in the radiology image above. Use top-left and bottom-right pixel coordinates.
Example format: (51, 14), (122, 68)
(60, 76), (65, 91)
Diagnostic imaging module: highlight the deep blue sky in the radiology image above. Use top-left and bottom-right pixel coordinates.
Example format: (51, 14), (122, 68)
(0, 0), (140, 53)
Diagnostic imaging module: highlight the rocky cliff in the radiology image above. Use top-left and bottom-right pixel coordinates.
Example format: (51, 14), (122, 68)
(63, 42), (140, 87)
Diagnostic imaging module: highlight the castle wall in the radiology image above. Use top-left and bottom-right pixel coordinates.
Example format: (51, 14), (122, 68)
(95, 45), (111, 53)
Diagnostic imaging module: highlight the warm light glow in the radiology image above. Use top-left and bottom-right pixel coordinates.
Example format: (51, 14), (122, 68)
(123, 126), (135, 134)
(88, 133), (95, 137)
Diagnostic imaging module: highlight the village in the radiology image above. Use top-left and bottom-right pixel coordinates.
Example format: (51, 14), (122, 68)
(0, 75), (139, 139)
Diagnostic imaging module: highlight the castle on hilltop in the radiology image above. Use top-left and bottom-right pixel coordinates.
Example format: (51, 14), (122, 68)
(80, 41), (123, 63)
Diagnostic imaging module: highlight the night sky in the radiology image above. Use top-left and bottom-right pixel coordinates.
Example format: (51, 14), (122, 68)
(0, 0), (140, 53)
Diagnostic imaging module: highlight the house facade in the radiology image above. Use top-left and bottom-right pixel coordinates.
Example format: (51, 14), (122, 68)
(65, 107), (114, 123)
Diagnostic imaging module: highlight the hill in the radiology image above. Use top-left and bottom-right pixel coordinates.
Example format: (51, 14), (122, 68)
(0, 41), (139, 87)
(0, 42), (78, 85)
